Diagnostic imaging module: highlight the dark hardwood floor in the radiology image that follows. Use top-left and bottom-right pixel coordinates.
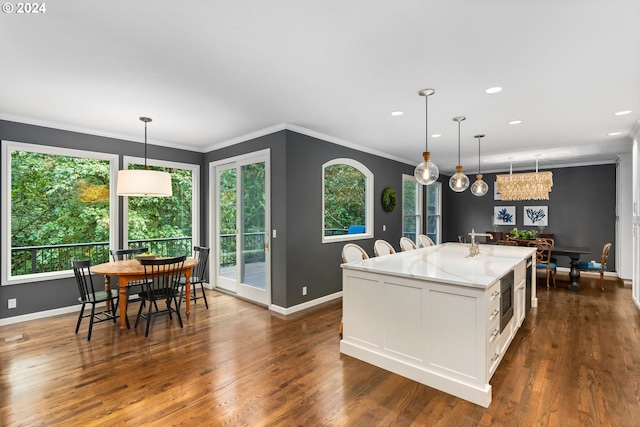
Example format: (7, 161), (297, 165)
(1, 274), (639, 426)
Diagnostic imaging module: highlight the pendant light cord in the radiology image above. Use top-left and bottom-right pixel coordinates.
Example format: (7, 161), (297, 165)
(425, 96), (429, 152)
(457, 120), (461, 165)
(144, 120), (148, 169)
(477, 137), (481, 174)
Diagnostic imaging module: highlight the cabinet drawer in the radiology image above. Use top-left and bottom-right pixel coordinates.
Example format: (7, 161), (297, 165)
(487, 335), (501, 377)
(487, 319), (500, 346)
(487, 283), (500, 308)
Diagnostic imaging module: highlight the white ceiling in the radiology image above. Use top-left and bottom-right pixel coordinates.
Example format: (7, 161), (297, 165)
(1, 0), (639, 174)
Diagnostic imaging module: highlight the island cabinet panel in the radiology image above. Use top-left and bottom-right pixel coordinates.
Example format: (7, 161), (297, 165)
(345, 275), (382, 348)
(383, 281), (423, 361)
(340, 242), (536, 408)
(426, 287), (482, 381)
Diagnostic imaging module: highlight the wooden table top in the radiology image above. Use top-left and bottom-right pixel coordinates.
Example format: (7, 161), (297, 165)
(91, 257), (198, 276)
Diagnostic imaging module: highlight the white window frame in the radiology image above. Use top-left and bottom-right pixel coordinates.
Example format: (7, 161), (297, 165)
(1, 140), (119, 286)
(426, 181), (442, 244)
(121, 156), (200, 249)
(402, 174), (423, 243)
(322, 158), (374, 243)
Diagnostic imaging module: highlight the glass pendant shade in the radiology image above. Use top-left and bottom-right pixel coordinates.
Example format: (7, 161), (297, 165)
(471, 134), (488, 197)
(415, 88), (439, 185)
(448, 116), (468, 192)
(471, 173), (489, 196)
(414, 151), (440, 185)
(449, 165), (470, 192)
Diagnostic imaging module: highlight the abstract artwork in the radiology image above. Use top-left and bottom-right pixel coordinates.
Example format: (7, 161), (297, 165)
(493, 206), (516, 225)
(523, 206), (548, 226)
(493, 181), (501, 200)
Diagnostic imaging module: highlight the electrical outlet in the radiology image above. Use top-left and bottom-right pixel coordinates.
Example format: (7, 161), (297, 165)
(302, 286), (307, 296)
(8, 298), (16, 309)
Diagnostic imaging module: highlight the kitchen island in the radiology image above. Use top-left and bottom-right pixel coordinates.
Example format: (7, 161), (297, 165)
(340, 242), (536, 407)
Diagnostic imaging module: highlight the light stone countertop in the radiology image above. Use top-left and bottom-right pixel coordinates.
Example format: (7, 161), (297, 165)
(341, 242), (536, 289)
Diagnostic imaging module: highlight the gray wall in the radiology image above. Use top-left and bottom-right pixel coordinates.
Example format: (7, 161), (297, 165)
(283, 131), (416, 307)
(442, 165), (617, 270)
(202, 130), (416, 308)
(1, 119), (618, 320)
(0, 120), (203, 319)
(202, 131), (288, 307)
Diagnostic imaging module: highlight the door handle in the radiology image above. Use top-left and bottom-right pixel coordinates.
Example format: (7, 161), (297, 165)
(264, 242), (269, 250)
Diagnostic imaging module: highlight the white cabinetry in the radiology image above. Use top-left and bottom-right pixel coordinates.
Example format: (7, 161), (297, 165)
(486, 282), (501, 378)
(633, 136), (640, 310)
(513, 258), (527, 330)
(340, 243), (534, 407)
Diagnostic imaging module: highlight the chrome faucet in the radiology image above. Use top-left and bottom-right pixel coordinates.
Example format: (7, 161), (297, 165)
(467, 228), (493, 257)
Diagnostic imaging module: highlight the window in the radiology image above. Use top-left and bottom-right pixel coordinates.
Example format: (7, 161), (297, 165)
(122, 156), (199, 257)
(426, 182), (442, 244)
(322, 158), (373, 243)
(402, 174), (422, 244)
(1, 141), (118, 285)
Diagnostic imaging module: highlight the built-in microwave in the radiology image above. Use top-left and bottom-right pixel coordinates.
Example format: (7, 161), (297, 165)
(500, 270), (515, 332)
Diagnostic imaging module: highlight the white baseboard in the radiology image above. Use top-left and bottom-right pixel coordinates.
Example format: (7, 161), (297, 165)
(270, 291), (342, 315)
(0, 304), (80, 327)
(1, 288), (343, 326)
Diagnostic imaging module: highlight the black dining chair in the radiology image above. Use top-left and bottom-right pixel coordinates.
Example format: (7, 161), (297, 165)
(181, 246), (210, 309)
(110, 247), (150, 328)
(72, 258), (119, 341)
(135, 255), (186, 337)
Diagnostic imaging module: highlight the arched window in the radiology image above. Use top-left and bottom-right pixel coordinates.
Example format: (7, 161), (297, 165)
(322, 158), (373, 243)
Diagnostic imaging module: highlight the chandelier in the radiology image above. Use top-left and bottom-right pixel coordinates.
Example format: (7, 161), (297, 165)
(496, 160), (553, 201)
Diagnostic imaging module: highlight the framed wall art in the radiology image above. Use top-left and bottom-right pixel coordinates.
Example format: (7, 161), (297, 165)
(493, 181), (501, 200)
(493, 206), (516, 225)
(523, 206), (548, 226)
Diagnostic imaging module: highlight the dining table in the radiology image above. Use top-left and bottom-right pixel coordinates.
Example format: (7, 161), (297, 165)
(91, 257), (199, 331)
(551, 246), (591, 291)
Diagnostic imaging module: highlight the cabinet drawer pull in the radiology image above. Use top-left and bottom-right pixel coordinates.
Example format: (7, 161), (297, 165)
(489, 309), (499, 320)
(491, 352), (500, 362)
(490, 329), (499, 341)
(490, 290), (500, 300)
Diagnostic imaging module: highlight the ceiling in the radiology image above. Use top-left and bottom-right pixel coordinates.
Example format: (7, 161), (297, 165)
(2, 0), (639, 174)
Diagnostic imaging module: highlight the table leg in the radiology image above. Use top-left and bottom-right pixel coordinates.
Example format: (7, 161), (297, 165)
(119, 277), (129, 331)
(104, 275), (112, 311)
(185, 271), (191, 318)
(568, 257), (581, 291)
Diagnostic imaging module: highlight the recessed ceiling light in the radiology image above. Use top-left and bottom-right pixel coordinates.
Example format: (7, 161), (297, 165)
(508, 120), (522, 125)
(614, 110), (632, 116)
(485, 87), (502, 94)
(608, 131), (622, 136)
(431, 134), (441, 138)
(390, 111), (404, 116)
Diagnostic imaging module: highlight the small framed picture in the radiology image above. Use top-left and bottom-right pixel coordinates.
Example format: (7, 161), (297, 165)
(493, 182), (501, 200)
(524, 206), (548, 226)
(494, 206), (516, 225)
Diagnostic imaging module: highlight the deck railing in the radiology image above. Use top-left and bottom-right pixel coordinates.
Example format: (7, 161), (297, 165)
(219, 232), (265, 267)
(10, 237), (193, 276)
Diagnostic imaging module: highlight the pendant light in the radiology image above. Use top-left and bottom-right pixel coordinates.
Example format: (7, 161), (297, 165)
(414, 88), (439, 185)
(116, 117), (173, 197)
(470, 134), (489, 196)
(448, 116), (469, 192)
